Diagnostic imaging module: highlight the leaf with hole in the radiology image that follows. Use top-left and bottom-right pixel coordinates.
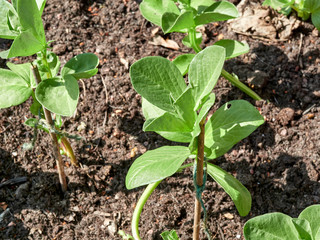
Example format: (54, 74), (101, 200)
(205, 100), (264, 159)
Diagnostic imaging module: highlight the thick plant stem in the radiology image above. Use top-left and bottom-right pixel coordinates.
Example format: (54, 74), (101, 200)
(132, 180), (162, 240)
(221, 69), (262, 100)
(193, 119), (206, 240)
(31, 65), (68, 192)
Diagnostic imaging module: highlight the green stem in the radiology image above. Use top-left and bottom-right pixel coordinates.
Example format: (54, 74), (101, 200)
(221, 69), (262, 100)
(41, 49), (53, 79)
(188, 28), (201, 53)
(132, 180), (162, 240)
(131, 163), (193, 239)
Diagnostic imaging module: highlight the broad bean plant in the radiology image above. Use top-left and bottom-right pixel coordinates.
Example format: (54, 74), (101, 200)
(0, 0), (99, 191)
(126, 46), (264, 239)
(244, 204), (320, 240)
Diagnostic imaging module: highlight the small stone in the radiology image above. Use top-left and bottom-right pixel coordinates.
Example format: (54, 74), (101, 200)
(53, 44), (67, 55)
(277, 108), (295, 126)
(15, 183), (30, 199)
(247, 70), (269, 88)
(279, 128), (287, 137)
(223, 213), (234, 219)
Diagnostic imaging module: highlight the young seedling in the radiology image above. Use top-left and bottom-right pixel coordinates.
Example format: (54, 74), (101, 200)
(263, 0), (320, 30)
(244, 204), (320, 240)
(139, 0), (262, 100)
(126, 46), (264, 239)
(0, 0), (99, 191)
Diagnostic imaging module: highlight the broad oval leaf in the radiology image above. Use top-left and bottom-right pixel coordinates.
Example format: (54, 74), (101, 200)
(0, 69), (32, 108)
(207, 163), (251, 216)
(130, 56), (187, 112)
(35, 75), (79, 116)
(126, 146), (190, 189)
(7, 62), (35, 87)
(205, 100), (264, 159)
(172, 53), (195, 75)
(140, 0), (180, 27)
(243, 213), (300, 240)
(214, 40), (249, 59)
(298, 204), (320, 239)
(311, 10), (320, 31)
(188, 45), (225, 110)
(61, 53), (99, 80)
(194, 1), (238, 26)
(162, 10), (195, 34)
(0, 30), (45, 59)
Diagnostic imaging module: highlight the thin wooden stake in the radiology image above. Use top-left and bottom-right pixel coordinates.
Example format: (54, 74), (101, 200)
(193, 119), (205, 240)
(31, 65), (67, 192)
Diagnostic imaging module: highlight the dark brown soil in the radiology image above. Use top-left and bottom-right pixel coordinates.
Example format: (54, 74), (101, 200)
(1, 0), (320, 239)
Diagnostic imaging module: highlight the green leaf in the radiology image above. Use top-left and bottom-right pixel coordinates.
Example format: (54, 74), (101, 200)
(173, 87), (196, 128)
(0, 29), (45, 58)
(311, 9), (320, 31)
(207, 163), (251, 216)
(188, 45), (225, 110)
(214, 40), (249, 59)
(172, 54), (195, 75)
(299, 204), (320, 239)
(291, 219), (313, 240)
(35, 51), (61, 80)
(24, 118), (49, 133)
(126, 146), (190, 189)
(0, 68), (32, 108)
(35, 0), (46, 15)
(194, 1), (238, 26)
(243, 213), (300, 240)
(17, 0), (45, 44)
(262, 0), (292, 10)
(0, 0), (19, 39)
(157, 131), (192, 142)
(35, 75), (79, 116)
(205, 100), (264, 159)
(182, 31), (202, 49)
(304, 0), (320, 12)
(162, 10), (195, 34)
(30, 97), (42, 116)
(161, 229), (180, 240)
(140, 0), (180, 27)
(130, 56), (187, 112)
(61, 53), (99, 80)
(191, 0), (216, 14)
(7, 62), (35, 87)
(142, 98), (192, 142)
(189, 93), (215, 154)
(143, 112), (192, 132)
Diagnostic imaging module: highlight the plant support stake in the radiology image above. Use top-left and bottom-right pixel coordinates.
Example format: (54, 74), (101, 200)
(31, 65), (68, 192)
(193, 118), (206, 240)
